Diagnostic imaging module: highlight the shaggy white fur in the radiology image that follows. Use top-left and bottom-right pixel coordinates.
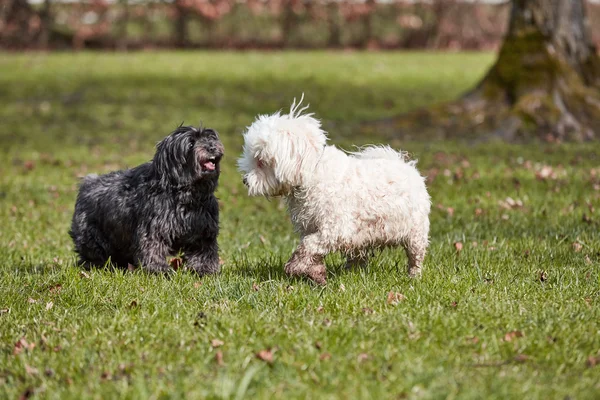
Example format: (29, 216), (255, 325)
(238, 96), (431, 284)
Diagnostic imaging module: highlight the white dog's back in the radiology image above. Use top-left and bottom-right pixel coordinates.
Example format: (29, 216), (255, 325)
(351, 145), (415, 166)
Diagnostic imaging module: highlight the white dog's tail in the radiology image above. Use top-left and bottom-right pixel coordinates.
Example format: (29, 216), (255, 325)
(352, 145), (416, 165)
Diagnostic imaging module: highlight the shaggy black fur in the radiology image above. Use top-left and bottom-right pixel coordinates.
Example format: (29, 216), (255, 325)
(69, 126), (224, 274)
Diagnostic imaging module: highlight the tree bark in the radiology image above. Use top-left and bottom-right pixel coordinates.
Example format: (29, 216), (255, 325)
(463, 0), (600, 141)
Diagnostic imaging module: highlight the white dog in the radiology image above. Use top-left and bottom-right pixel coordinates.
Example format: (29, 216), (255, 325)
(238, 97), (431, 284)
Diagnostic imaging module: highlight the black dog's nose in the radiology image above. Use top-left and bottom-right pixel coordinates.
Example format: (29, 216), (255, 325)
(242, 176), (248, 186)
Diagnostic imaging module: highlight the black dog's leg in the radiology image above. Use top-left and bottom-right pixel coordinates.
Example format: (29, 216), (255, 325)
(185, 241), (220, 275)
(135, 237), (172, 273)
(71, 221), (111, 269)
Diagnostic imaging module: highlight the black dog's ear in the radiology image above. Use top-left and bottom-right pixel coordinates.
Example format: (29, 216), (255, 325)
(153, 134), (184, 186)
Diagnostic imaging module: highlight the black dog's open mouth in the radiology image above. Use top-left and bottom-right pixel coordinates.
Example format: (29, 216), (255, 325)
(201, 155), (222, 173)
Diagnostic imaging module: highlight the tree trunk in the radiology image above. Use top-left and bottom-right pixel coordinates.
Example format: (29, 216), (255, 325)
(174, 0), (189, 48)
(117, 0), (129, 51)
(463, 0), (600, 141)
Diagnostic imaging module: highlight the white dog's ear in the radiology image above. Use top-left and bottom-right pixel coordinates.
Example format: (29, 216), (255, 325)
(271, 130), (322, 186)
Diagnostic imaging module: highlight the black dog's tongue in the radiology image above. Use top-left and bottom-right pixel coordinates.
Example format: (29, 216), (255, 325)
(203, 161), (216, 171)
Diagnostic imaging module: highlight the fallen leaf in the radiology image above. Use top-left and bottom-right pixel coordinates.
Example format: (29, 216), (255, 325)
(129, 300), (139, 309)
(538, 270), (548, 282)
(28, 298), (37, 304)
(252, 282), (260, 291)
(169, 257), (183, 270)
(219, 257), (225, 266)
(13, 338), (35, 355)
(259, 235), (268, 244)
(127, 263), (136, 272)
(322, 318), (332, 327)
(19, 387), (34, 400)
(48, 284), (62, 295)
(23, 160), (35, 171)
(357, 353), (369, 362)
(454, 242), (463, 252)
(387, 292), (405, 305)
(79, 271), (90, 279)
(256, 349), (274, 363)
(215, 350), (224, 366)
(45, 301), (53, 310)
(361, 307), (374, 315)
(25, 365), (39, 376)
(211, 339), (224, 348)
(514, 354), (529, 363)
(286, 285), (294, 292)
(194, 281), (202, 289)
(319, 352), (331, 361)
(503, 330), (524, 342)
(586, 355), (600, 367)
(0, 308), (9, 315)
(573, 242), (583, 252)
(339, 283), (346, 292)
(316, 306), (324, 313)
(466, 336), (479, 344)
(314, 341), (323, 350)
(450, 301), (458, 308)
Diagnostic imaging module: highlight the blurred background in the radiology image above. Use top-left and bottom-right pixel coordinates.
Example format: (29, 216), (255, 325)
(2, 0), (599, 52)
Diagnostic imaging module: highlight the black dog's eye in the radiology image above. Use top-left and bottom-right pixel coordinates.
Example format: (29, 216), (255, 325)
(203, 129), (217, 138)
(188, 140), (195, 149)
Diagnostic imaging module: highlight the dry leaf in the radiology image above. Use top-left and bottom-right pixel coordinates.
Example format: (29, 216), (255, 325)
(48, 284), (62, 295)
(13, 337), (35, 355)
(45, 301), (53, 311)
(316, 306), (324, 313)
(129, 300), (139, 309)
(387, 292), (405, 305)
(25, 365), (39, 376)
(194, 282), (202, 289)
(19, 387), (34, 400)
(79, 271), (90, 279)
(362, 307), (374, 315)
(466, 336), (479, 344)
(514, 354), (529, 363)
(256, 349), (274, 363)
(169, 257), (183, 270)
(503, 330), (524, 342)
(314, 341), (323, 350)
(572, 242), (583, 252)
(127, 263), (136, 272)
(454, 242), (463, 252)
(357, 353), (369, 362)
(211, 339), (224, 348)
(0, 308), (9, 315)
(538, 270), (548, 282)
(339, 283), (346, 292)
(319, 352), (331, 361)
(586, 355), (600, 367)
(215, 350), (224, 366)
(28, 298), (37, 304)
(252, 282), (260, 291)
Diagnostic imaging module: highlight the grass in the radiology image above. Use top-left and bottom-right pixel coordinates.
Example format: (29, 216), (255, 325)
(1, 51), (599, 399)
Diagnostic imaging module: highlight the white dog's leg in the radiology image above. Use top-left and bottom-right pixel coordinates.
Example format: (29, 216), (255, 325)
(344, 254), (370, 270)
(404, 233), (428, 278)
(284, 234), (328, 285)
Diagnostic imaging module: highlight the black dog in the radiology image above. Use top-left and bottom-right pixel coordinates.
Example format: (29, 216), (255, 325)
(70, 125), (224, 274)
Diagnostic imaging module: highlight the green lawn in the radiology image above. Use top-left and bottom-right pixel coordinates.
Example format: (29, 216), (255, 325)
(1, 51), (599, 399)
